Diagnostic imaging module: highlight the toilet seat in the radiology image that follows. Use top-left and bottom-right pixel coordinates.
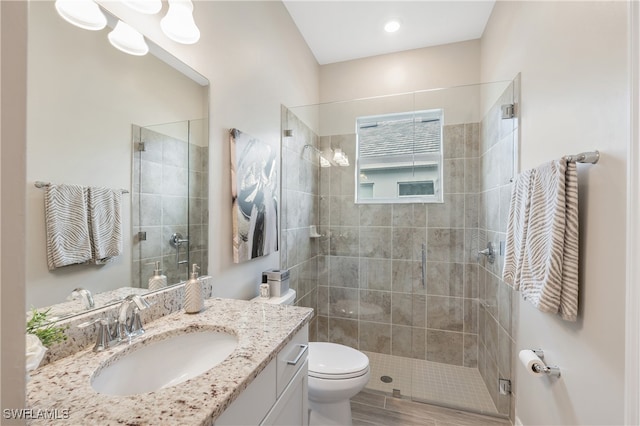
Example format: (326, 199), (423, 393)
(308, 342), (370, 380)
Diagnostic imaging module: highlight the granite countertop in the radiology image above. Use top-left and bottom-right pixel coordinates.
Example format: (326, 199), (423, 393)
(26, 298), (313, 425)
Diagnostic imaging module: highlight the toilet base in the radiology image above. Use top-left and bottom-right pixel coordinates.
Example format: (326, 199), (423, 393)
(309, 399), (353, 426)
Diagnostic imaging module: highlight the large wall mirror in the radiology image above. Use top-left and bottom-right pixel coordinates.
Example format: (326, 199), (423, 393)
(26, 2), (209, 321)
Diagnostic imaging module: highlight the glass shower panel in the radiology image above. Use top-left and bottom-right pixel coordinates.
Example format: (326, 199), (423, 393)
(132, 119), (209, 290)
(186, 118), (209, 277)
(409, 80), (515, 418)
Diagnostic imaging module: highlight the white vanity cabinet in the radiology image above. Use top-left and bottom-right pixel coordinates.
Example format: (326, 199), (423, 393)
(215, 325), (309, 426)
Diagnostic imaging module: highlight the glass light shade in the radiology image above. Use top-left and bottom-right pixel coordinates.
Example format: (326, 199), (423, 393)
(161, 0), (200, 44)
(333, 149), (350, 166)
(55, 0), (107, 31)
(123, 0), (162, 15)
(319, 156), (331, 168)
(108, 20), (149, 56)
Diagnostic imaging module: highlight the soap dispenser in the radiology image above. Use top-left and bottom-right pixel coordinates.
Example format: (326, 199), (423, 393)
(184, 263), (204, 314)
(147, 261), (167, 291)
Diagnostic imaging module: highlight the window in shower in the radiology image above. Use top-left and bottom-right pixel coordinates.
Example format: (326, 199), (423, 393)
(356, 109), (443, 203)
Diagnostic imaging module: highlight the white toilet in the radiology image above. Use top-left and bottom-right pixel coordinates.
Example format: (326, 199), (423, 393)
(252, 289), (371, 426)
(307, 342), (370, 425)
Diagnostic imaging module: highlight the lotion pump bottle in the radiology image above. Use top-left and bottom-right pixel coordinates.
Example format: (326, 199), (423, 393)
(184, 263), (204, 314)
(148, 261), (167, 291)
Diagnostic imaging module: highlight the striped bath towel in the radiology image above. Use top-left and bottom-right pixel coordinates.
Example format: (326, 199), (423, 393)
(87, 187), (123, 264)
(502, 159), (579, 321)
(45, 184), (92, 270)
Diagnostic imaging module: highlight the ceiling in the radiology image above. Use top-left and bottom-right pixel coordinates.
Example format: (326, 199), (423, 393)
(282, 1), (496, 65)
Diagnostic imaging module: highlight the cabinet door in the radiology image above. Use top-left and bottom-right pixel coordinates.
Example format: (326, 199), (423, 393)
(215, 360), (277, 426)
(262, 360), (308, 426)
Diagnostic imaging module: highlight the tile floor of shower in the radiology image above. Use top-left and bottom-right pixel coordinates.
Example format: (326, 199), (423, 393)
(363, 351), (500, 417)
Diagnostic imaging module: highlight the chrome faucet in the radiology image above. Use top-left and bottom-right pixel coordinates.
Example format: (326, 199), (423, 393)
(117, 294), (151, 342)
(69, 287), (95, 309)
(78, 317), (119, 352)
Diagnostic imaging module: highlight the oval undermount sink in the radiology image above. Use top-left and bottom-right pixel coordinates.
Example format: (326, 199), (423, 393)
(91, 330), (238, 396)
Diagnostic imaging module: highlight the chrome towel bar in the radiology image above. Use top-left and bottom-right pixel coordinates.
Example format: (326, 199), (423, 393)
(563, 150), (599, 164)
(34, 181), (129, 194)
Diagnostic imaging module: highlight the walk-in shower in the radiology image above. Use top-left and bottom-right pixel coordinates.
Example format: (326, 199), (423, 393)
(281, 77), (519, 420)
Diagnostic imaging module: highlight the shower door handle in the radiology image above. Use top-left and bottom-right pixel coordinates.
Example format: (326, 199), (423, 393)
(169, 233), (189, 268)
(421, 243), (426, 289)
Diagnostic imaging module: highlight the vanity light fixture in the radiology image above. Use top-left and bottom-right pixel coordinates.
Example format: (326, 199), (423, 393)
(333, 148), (350, 167)
(108, 20), (149, 56)
(321, 148), (336, 167)
(384, 20), (401, 33)
(54, 0), (107, 31)
(161, 0), (201, 44)
(122, 0), (162, 15)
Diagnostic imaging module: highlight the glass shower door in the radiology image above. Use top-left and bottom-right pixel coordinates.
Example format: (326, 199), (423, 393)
(409, 80), (517, 418)
(132, 118), (209, 289)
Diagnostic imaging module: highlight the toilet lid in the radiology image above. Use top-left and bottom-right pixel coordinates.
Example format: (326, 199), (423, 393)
(308, 342), (370, 379)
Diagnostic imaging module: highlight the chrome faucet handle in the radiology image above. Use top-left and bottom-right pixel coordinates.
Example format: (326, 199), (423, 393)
(478, 242), (496, 264)
(78, 317), (118, 352)
(117, 295), (151, 342)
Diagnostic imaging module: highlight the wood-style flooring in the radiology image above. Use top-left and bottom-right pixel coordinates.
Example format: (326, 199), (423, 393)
(351, 390), (512, 426)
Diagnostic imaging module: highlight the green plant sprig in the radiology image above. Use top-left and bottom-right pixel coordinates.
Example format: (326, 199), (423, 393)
(26, 307), (68, 348)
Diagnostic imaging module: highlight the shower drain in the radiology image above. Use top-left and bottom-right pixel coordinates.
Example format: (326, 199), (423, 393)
(380, 375), (393, 383)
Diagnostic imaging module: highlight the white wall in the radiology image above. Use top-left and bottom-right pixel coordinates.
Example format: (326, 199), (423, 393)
(1, 0), (28, 417)
(96, 0), (320, 300)
(26, 2), (207, 308)
(481, 2), (629, 425)
(319, 39), (480, 103)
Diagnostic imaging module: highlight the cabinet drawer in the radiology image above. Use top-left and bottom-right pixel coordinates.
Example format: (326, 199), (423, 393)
(276, 325), (308, 397)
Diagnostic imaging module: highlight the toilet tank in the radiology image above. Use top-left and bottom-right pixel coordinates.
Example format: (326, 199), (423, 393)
(250, 289), (296, 305)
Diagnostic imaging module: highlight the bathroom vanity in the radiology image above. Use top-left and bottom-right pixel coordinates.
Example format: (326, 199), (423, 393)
(26, 297), (313, 425)
(215, 326), (309, 426)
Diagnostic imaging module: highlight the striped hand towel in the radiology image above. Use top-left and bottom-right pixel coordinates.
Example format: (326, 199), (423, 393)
(503, 169), (533, 288)
(502, 159), (579, 321)
(87, 187), (123, 264)
(45, 184), (92, 270)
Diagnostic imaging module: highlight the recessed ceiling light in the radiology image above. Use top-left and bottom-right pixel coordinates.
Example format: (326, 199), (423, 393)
(384, 20), (401, 33)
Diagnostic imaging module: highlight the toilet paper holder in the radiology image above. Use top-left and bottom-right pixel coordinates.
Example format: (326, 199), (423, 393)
(529, 349), (561, 378)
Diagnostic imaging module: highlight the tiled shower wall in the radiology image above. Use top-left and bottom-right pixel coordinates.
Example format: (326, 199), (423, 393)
(132, 125), (209, 288)
(315, 124), (482, 368)
(477, 76), (520, 419)
(281, 106), (320, 341)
